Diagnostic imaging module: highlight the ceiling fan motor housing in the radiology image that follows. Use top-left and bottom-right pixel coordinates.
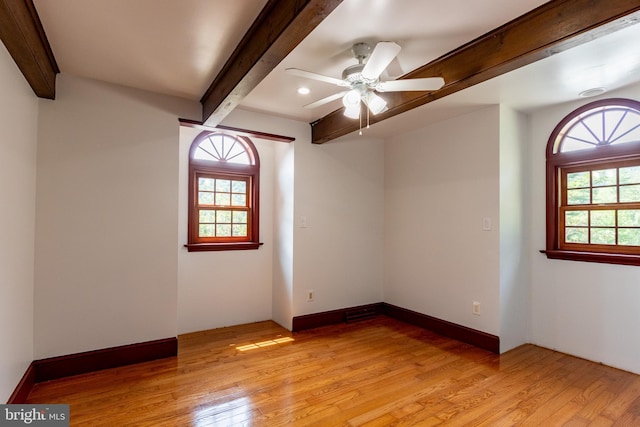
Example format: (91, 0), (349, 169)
(351, 42), (372, 62)
(342, 63), (365, 82)
(343, 42), (378, 87)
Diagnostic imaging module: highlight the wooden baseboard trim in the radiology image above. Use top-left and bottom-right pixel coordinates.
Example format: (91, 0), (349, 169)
(33, 337), (178, 382)
(292, 303), (384, 332)
(292, 303), (499, 354)
(382, 303), (500, 354)
(7, 362), (35, 404)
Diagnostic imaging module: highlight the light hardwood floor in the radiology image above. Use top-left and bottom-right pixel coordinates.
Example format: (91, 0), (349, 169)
(27, 316), (640, 426)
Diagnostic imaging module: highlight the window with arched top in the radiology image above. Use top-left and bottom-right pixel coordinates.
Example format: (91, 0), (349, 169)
(186, 132), (262, 251)
(545, 98), (640, 265)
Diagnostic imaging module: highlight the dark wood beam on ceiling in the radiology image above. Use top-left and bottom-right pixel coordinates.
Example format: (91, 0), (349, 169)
(179, 118), (295, 143)
(311, 0), (640, 144)
(0, 0), (58, 99)
(201, 0), (343, 127)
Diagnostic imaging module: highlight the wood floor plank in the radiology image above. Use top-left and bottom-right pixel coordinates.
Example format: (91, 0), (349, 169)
(25, 316), (640, 426)
(601, 375), (640, 421)
(588, 415), (615, 427)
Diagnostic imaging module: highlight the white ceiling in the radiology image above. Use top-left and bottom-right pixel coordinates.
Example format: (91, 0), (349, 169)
(33, 0), (640, 137)
(33, 0), (268, 100)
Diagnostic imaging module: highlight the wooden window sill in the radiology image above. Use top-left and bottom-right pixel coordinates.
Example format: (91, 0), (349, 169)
(185, 242), (263, 252)
(541, 249), (640, 266)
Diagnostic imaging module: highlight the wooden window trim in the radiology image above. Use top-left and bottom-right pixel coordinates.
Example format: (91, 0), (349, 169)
(545, 98), (640, 266)
(186, 132), (262, 252)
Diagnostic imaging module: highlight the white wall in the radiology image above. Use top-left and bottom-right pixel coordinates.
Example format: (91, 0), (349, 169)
(177, 109), (302, 333)
(272, 140), (295, 329)
(499, 106), (530, 352)
(0, 43), (39, 402)
(34, 74), (200, 358)
(528, 82), (640, 374)
(384, 106), (501, 336)
(293, 133), (385, 316)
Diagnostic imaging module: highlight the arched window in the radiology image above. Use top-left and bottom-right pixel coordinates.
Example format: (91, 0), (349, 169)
(545, 98), (640, 265)
(186, 132), (262, 251)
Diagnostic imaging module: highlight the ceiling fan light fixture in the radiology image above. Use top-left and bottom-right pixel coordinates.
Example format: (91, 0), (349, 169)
(342, 89), (361, 108)
(343, 104), (360, 119)
(365, 91), (387, 115)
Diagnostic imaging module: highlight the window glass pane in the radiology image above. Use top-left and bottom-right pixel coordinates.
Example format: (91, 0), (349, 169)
(232, 180), (246, 193)
(566, 227), (588, 243)
(216, 224), (231, 237)
(581, 113), (605, 145)
(561, 138), (596, 153)
(567, 172), (590, 189)
(215, 193), (231, 206)
(592, 187), (617, 204)
(194, 146), (217, 162)
(610, 112), (640, 145)
(198, 177), (215, 191)
(618, 210), (640, 227)
(216, 179), (231, 192)
(567, 189), (590, 205)
(590, 210), (615, 227)
(620, 184), (640, 203)
(227, 151), (250, 165)
(619, 166), (640, 185)
(619, 228), (640, 246)
(232, 224), (247, 237)
(193, 135), (252, 165)
(233, 211), (248, 224)
(199, 224), (214, 237)
(591, 228), (616, 245)
(198, 192), (214, 205)
(239, 153), (251, 164)
(216, 210), (231, 224)
(566, 123), (599, 147)
(565, 211), (588, 226)
(592, 169), (616, 187)
(232, 194), (247, 206)
(558, 106), (640, 152)
(603, 109), (628, 143)
(211, 138), (224, 160)
(199, 210), (215, 223)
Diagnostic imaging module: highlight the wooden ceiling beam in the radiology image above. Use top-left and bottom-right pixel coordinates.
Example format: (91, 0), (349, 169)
(311, 0), (640, 144)
(0, 0), (58, 99)
(201, 0), (343, 127)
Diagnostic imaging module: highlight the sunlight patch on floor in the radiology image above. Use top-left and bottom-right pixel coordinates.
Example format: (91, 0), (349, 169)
(235, 336), (294, 351)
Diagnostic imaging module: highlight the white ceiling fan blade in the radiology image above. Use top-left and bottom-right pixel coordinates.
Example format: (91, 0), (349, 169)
(303, 91), (348, 109)
(377, 77), (445, 92)
(285, 68), (345, 86)
(362, 42), (402, 80)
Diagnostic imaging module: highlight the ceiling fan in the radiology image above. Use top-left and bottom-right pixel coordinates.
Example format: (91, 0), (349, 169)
(286, 41), (445, 119)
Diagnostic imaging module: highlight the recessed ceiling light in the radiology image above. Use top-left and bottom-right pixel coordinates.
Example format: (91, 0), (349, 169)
(579, 87), (607, 98)
(297, 87), (310, 95)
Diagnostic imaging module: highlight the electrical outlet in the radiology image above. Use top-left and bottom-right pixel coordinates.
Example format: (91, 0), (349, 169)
(473, 301), (480, 315)
(307, 290), (314, 302)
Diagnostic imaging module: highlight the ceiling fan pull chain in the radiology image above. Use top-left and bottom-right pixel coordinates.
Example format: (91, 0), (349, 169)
(359, 103), (363, 136)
